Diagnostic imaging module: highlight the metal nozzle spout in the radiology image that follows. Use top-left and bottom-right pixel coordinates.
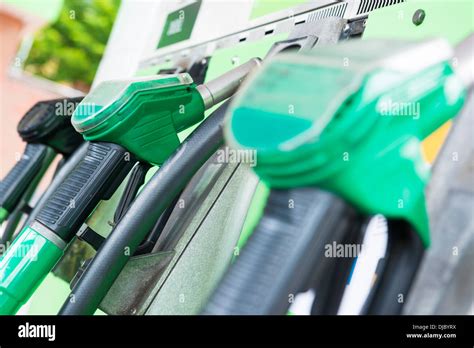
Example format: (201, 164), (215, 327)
(197, 58), (262, 109)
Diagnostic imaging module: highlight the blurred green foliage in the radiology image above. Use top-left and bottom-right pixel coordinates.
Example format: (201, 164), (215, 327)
(24, 0), (121, 91)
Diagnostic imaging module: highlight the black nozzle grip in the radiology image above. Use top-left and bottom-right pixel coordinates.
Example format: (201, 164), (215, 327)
(0, 143), (51, 214)
(36, 142), (135, 241)
(203, 188), (358, 315)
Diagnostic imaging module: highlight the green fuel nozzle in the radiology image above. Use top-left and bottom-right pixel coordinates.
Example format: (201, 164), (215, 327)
(0, 59), (260, 314)
(72, 58), (261, 165)
(226, 37), (472, 246)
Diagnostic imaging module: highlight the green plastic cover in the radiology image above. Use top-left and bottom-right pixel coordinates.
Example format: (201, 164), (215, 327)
(72, 74), (193, 133)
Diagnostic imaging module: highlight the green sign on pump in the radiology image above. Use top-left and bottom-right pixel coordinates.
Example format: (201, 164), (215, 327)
(157, 0), (202, 49)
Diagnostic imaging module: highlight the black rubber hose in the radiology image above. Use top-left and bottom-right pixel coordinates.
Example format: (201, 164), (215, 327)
(133, 192), (182, 256)
(113, 161), (152, 224)
(59, 100), (231, 315)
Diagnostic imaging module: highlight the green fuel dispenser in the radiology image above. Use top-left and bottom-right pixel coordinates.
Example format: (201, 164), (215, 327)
(0, 59), (260, 314)
(205, 36), (473, 314)
(226, 38), (468, 246)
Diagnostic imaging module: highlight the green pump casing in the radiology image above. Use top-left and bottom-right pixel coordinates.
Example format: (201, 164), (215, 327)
(72, 74), (205, 165)
(226, 39), (467, 246)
